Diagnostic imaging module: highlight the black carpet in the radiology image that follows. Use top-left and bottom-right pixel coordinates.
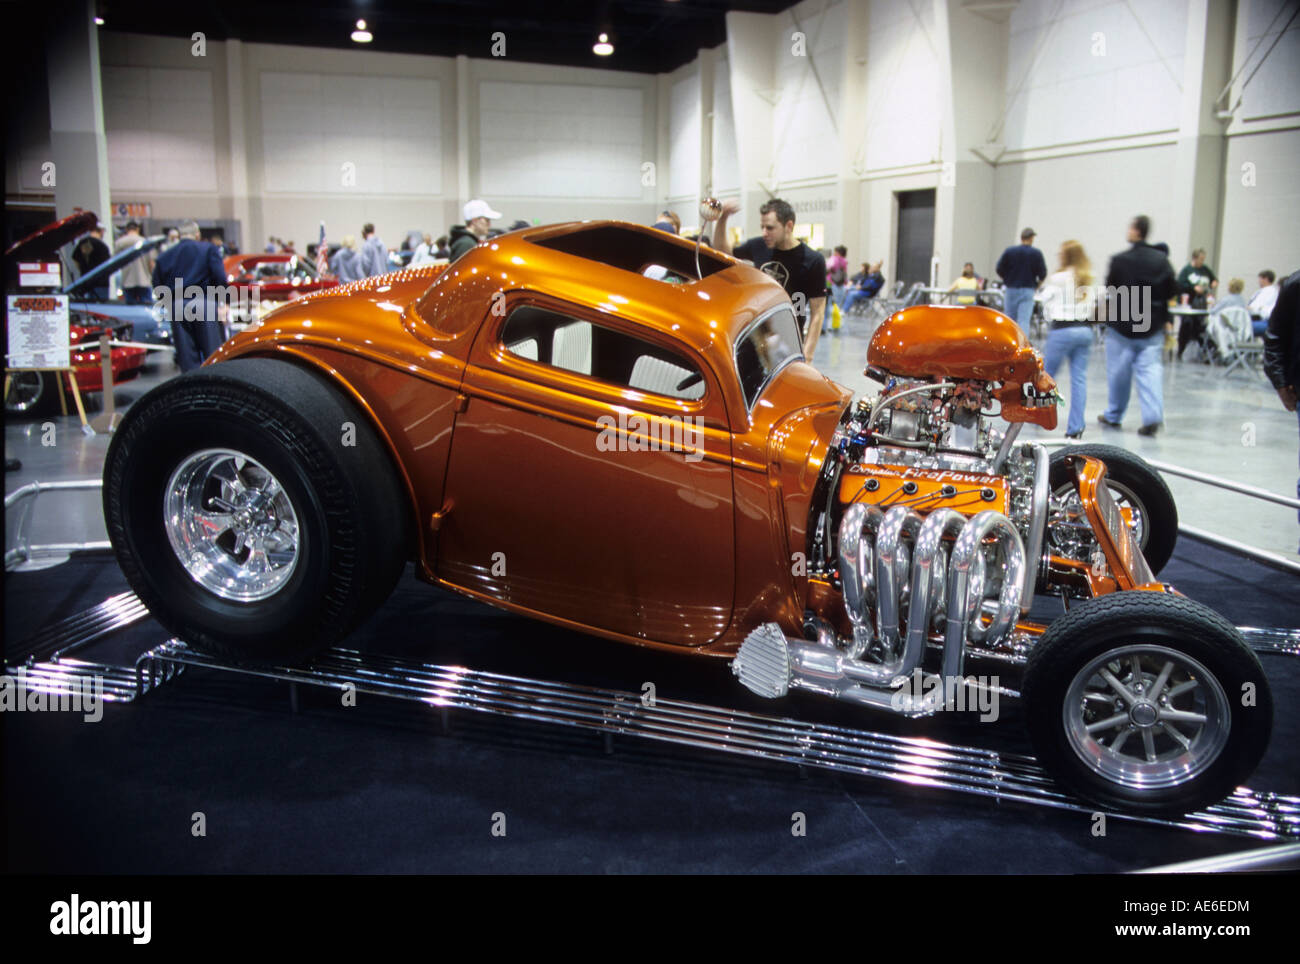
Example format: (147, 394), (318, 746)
(4, 535), (1298, 874)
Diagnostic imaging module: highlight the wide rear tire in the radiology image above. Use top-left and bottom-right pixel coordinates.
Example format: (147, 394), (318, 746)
(103, 357), (410, 664)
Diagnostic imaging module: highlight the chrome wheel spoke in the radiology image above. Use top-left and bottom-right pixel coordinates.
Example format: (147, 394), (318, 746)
(1149, 660), (1175, 700)
(1161, 723), (1192, 751)
(1165, 679), (1198, 699)
(1111, 726), (1135, 754)
(193, 509), (234, 539)
(1099, 668), (1137, 704)
(1159, 708), (1207, 726)
(1141, 727), (1157, 762)
(1086, 712), (1129, 734)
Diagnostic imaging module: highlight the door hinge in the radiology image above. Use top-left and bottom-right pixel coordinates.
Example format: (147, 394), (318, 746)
(454, 392), (469, 413)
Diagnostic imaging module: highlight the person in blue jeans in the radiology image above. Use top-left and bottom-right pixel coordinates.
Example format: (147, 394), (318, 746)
(1040, 240), (1096, 438)
(996, 227), (1047, 331)
(1097, 215), (1176, 436)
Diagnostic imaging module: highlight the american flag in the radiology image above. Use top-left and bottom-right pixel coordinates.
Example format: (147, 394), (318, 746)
(317, 221), (330, 276)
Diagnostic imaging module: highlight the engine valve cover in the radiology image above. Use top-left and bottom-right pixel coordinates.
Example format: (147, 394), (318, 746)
(840, 464), (1009, 516)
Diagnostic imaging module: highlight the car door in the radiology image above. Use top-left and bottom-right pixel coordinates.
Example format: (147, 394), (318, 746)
(435, 294), (735, 649)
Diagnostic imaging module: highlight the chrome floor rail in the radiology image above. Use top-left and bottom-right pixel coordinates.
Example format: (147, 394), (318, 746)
(133, 638), (1300, 841)
(4, 590), (149, 666)
(1239, 626), (1300, 656)
(11, 657), (173, 703)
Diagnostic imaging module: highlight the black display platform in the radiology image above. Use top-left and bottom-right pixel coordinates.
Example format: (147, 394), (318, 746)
(4, 535), (1298, 873)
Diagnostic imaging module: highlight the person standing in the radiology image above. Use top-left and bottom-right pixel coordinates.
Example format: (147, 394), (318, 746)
(332, 236), (362, 283)
(72, 222), (112, 300)
(409, 233), (436, 266)
(1040, 241), (1096, 439)
(1175, 247), (1218, 359)
(1097, 215), (1176, 437)
(358, 223), (388, 278)
(152, 220), (227, 372)
(712, 198), (826, 357)
(114, 221), (153, 305)
(996, 227), (1047, 332)
(824, 245), (849, 333)
(449, 199), (502, 261)
(1263, 269), (1300, 551)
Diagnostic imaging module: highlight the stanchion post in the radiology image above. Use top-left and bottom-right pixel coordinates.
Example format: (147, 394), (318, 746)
(90, 334), (121, 433)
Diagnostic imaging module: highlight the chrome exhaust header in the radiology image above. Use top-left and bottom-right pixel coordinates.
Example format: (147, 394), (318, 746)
(734, 505), (1026, 714)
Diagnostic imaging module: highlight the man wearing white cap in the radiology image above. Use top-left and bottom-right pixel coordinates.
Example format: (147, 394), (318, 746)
(449, 199), (502, 262)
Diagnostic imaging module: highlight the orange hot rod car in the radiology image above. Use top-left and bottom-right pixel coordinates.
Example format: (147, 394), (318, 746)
(103, 219), (1271, 815)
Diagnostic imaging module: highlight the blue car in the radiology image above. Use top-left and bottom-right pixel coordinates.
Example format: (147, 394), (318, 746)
(64, 235), (172, 351)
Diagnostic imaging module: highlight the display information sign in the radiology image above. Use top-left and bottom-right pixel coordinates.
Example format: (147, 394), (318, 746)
(7, 295), (71, 368)
(17, 261), (61, 288)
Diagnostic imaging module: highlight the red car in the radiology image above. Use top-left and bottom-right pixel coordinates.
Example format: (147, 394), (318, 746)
(223, 253), (338, 322)
(4, 213), (148, 415)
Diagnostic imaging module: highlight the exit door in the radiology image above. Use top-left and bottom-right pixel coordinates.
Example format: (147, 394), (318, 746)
(895, 189), (936, 292)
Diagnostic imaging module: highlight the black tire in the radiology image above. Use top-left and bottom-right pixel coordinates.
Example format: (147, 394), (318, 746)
(1023, 592), (1272, 815)
(103, 357), (411, 665)
(4, 370), (59, 416)
(1049, 443), (1177, 574)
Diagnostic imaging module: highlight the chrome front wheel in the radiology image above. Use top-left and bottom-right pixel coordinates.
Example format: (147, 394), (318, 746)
(1063, 644), (1230, 791)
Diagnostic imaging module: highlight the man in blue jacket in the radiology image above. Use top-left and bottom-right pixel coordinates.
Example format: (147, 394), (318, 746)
(151, 220), (227, 372)
(996, 227), (1047, 332)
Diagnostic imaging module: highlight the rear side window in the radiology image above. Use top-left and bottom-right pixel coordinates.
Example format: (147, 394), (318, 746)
(735, 307), (803, 408)
(501, 305), (705, 401)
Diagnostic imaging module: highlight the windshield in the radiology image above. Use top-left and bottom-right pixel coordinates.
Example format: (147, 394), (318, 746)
(735, 306), (804, 409)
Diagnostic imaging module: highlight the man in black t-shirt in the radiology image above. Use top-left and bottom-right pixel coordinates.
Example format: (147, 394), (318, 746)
(713, 197), (827, 357)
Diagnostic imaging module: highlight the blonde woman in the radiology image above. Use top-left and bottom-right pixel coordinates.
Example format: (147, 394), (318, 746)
(1040, 240), (1095, 438)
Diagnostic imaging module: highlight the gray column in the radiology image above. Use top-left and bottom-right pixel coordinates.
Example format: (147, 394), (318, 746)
(225, 39), (254, 251)
(724, 11), (778, 231)
(937, 0), (1010, 285)
(1168, 0), (1235, 267)
(46, 0), (111, 230)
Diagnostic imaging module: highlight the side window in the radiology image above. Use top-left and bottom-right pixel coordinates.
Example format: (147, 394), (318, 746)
(501, 305), (705, 401)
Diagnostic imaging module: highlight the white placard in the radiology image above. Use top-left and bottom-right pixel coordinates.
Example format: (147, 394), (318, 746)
(7, 295), (71, 369)
(17, 261), (62, 287)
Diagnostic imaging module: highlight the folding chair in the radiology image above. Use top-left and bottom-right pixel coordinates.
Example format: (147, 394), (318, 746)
(1213, 306), (1266, 378)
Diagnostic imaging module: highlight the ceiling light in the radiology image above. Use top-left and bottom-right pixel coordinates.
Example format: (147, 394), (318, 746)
(351, 19), (373, 43)
(593, 32), (613, 56)
(94, 16), (104, 25)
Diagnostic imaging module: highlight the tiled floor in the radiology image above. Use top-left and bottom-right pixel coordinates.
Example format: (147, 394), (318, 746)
(5, 319), (1299, 562)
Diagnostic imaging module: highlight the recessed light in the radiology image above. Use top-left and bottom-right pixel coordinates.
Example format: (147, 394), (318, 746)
(351, 19), (373, 43)
(593, 32), (613, 56)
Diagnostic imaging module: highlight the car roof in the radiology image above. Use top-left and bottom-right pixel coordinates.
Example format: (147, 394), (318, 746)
(439, 220), (789, 360)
